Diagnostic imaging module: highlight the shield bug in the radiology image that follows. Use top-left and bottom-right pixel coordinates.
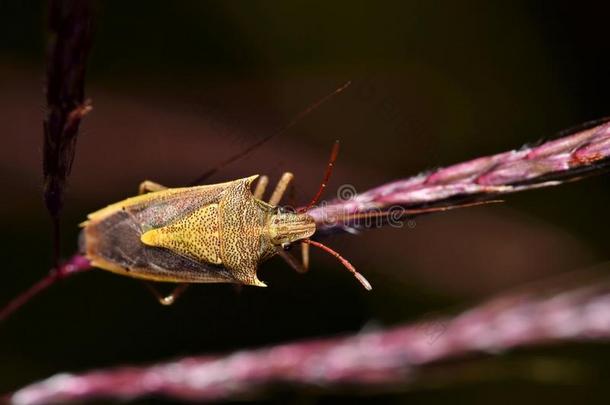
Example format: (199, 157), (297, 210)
(79, 141), (372, 305)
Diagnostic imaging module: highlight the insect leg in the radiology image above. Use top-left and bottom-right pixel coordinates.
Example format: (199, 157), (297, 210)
(144, 282), (190, 306)
(268, 172), (294, 206)
(276, 247), (307, 273)
(138, 180), (168, 195)
(253, 175), (269, 199)
(301, 243), (310, 271)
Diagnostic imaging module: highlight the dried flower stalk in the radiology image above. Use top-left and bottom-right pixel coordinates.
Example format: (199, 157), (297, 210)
(310, 119), (610, 232)
(9, 274), (610, 404)
(43, 0), (94, 265)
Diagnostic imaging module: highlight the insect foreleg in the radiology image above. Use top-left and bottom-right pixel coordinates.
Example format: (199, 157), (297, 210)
(301, 243), (310, 271)
(138, 180), (168, 195)
(269, 172), (294, 206)
(144, 282), (190, 306)
(276, 247), (307, 273)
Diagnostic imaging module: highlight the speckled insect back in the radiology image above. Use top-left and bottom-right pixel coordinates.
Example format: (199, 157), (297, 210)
(80, 175), (316, 287)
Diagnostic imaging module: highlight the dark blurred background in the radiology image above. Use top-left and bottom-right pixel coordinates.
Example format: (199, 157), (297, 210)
(2, 1), (610, 403)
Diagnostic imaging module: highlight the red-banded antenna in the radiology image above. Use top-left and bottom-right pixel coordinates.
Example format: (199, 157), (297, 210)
(190, 81), (351, 186)
(300, 140), (340, 212)
(302, 239), (372, 290)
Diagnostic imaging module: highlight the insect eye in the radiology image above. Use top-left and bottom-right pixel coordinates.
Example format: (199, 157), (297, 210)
(281, 243), (291, 251)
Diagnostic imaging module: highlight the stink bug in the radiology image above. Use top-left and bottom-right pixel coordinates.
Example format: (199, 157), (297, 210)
(80, 141), (372, 305)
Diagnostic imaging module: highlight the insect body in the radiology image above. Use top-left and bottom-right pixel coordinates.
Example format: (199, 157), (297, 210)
(81, 159), (371, 304)
(81, 174), (317, 287)
(80, 139), (373, 305)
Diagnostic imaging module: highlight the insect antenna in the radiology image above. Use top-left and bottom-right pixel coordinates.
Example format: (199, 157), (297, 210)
(189, 81), (351, 186)
(301, 239), (372, 290)
(299, 140), (341, 212)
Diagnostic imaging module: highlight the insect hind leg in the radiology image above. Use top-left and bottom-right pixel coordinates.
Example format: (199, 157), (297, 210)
(144, 282), (190, 306)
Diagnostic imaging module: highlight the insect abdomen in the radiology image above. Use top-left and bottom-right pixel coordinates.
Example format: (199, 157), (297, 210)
(82, 208), (236, 283)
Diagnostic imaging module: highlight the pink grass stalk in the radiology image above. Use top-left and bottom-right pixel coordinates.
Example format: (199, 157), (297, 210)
(0, 255), (91, 323)
(2, 119), (610, 323)
(9, 274), (610, 404)
(309, 120), (610, 232)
